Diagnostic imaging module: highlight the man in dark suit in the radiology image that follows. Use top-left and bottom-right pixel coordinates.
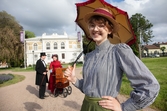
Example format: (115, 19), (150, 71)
(35, 52), (49, 99)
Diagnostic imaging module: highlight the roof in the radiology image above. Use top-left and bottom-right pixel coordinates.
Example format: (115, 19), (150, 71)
(25, 32), (78, 41)
(160, 42), (167, 45)
(144, 45), (160, 49)
(153, 42), (167, 45)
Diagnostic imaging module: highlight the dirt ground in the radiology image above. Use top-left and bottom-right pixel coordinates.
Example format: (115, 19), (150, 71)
(0, 67), (157, 111)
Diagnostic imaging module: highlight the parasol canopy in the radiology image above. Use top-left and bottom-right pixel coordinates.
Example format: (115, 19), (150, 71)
(75, 0), (136, 45)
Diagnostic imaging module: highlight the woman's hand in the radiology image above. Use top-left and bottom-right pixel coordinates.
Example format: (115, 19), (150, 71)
(64, 64), (77, 84)
(50, 69), (52, 73)
(98, 96), (122, 111)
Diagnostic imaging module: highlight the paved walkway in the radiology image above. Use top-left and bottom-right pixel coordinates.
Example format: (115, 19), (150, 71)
(0, 68), (157, 111)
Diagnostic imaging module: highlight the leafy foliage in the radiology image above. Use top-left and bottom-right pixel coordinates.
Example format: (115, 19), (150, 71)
(160, 46), (166, 52)
(160, 46), (166, 56)
(130, 42), (139, 57)
(0, 11), (35, 67)
(0, 11), (23, 67)
(130, 13), (154, 45)
(25, 30), (35, 38)
(82, 35), (95, 54)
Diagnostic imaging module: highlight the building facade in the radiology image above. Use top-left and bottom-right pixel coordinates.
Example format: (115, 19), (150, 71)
(143, 42), (167, 57)
(25, 32), (83, 66)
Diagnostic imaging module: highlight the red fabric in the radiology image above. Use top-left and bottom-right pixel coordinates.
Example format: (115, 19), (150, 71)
(94, 8), (115, 19)
(48, 60), (62, 93)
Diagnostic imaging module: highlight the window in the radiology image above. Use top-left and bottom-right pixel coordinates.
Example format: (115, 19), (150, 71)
(34, 55), (38, 62)
(54, 42), (58, 49)
(47, 54), (50, 60)
(33, 43), (37, 50)
(61, 42), (65, 49)
(46, 42), (50, 50)
(62, 53), (65, 59)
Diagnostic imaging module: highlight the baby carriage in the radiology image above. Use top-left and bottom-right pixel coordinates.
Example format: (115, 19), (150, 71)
(54, 68), (72, 98)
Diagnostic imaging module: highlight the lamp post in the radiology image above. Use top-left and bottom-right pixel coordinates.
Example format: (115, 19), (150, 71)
(139, 31), (142, 59)
(40, 38), (43, 52)
(20, 30), (26, 69)
(32, 51), (34, 69)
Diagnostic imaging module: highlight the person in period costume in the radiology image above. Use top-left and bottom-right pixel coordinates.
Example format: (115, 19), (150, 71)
(48, 54), (62, 96)
(35, 52), (49, 99)
(64, 8), (160, 111)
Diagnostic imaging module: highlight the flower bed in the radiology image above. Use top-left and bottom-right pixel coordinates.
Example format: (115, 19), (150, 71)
(0, 74), (14, 84)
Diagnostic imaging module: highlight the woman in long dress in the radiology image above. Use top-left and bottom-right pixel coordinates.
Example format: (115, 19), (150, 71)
(48, 54), (62, 95)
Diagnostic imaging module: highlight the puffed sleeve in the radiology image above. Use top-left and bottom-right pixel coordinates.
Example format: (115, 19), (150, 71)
(114, 43), (160, 111)
(73, 53), (91, 92)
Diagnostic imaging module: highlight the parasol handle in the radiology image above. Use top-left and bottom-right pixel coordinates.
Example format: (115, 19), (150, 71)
(71, 40), (92, 67)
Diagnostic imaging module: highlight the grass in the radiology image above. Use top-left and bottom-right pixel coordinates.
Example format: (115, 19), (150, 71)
(0, 74), (25, 87)
(0, 67), (35, 72)
(142, 57), (167, 111)
(0, 63), (83, 72)
(120, 57), (167, 111)
(62, 63), (83, 68)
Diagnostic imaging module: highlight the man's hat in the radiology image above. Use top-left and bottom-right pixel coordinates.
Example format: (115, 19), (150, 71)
(84, 8), (119, 33)
(40, 52), (46, 57)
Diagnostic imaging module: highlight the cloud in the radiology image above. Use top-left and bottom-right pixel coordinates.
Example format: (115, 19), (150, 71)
(0, 0), (167, 44)
(110, 0), (167, 43)
(0, 0), (79, 36)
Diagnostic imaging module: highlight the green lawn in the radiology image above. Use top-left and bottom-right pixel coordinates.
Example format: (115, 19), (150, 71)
(120, 57), (167, 111)
(0, 63), (82, 72)
(0, 66), (35, 72)
(142, 57), (167, 111)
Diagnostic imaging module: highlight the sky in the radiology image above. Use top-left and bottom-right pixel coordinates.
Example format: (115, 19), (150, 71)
(0, 0), (167, 44)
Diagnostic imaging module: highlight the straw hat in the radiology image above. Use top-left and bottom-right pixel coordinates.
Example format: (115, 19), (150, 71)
(84, 8), (119, 33)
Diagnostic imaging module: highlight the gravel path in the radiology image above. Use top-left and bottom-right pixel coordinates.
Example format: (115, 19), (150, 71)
(0, 68), (157, 111)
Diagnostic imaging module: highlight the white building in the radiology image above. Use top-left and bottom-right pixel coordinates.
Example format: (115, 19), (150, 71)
(25, 32), (83, 66)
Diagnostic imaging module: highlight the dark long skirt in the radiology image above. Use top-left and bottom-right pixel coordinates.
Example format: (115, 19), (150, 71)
(48, 73), (55, 93)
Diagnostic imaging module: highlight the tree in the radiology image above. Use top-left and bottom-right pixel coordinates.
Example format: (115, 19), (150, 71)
(160, 46), (166, 56)
(130, 42), (140, 57)
(82, 35), (95, 54)
(0, 11), (23, 67)
(25, 30), (35, 38)
(130, 13), (154, 45)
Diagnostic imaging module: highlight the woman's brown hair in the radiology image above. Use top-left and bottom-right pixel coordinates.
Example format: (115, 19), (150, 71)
(88, 15), (114, 38)
(52, 54), (58, 60)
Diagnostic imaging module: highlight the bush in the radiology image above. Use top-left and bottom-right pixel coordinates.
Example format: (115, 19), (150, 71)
(0, 73), (14, 84)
